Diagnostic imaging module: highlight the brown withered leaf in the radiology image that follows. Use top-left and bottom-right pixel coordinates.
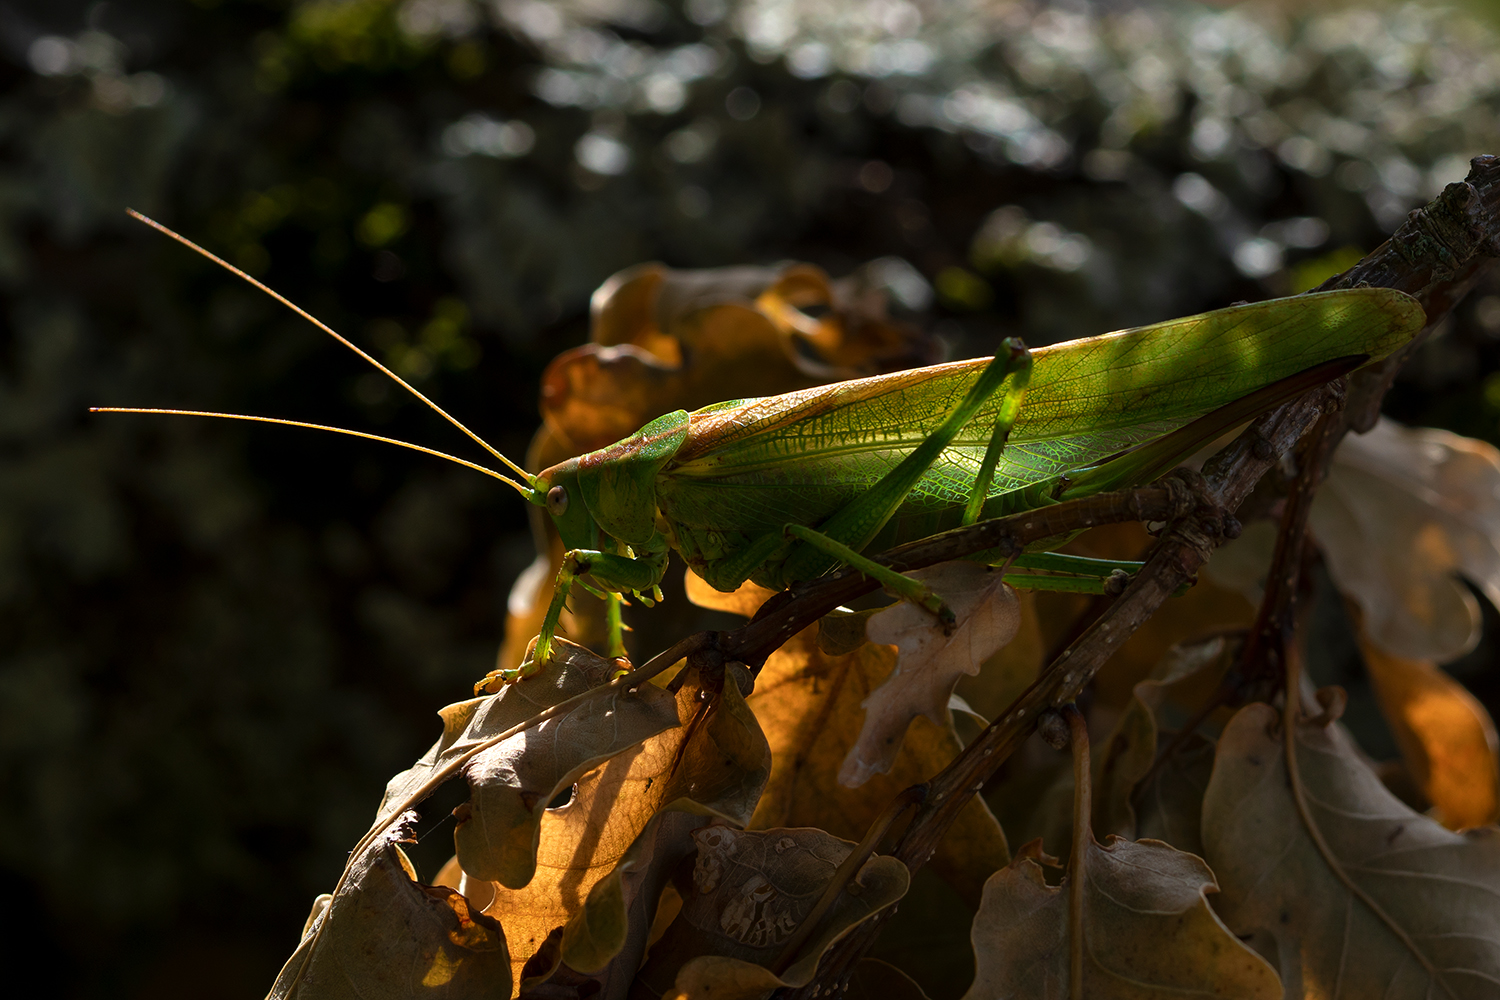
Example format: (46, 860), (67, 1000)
(466, 665), (770, 991)
(1311, 417), (1500, 662)
(536, 343), (682, 458)
(747, 624), (1009, 909)
(516, 809), (706, 999)
(271, 835), (510, 999)
(1092, 637), (1238, 854)
(540, 260), (936, 463)
(848, 563), (1020, 787)
(452, 640), (682, 889)
(1202, 702), (1500, 999)
(963, 834), (1280, 1000)
(634, 825), (909, 999)
(1357, 630), (1500, 829)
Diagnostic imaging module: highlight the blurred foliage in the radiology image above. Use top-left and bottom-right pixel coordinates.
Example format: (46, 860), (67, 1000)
(3, 0), (1500, 995)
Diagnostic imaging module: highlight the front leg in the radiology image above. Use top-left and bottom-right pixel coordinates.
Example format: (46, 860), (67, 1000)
(476, 546), (668, 690)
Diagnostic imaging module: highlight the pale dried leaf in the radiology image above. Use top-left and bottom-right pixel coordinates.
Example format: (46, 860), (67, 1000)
(845, 563), (1020, 787)
(467, 665), (771, 992)
(662, 956), (783, 1000)
(1312, 417), (1500, 662)
(1202, 702), (1500, 999)
(748, 625), (1008, 909)
(637, 825), (909, 998)
(453, 641), (681, 889)
(963, 834), (1280, 1000)
(271, 837), (510, 999)
(953, 589), (1046, 722)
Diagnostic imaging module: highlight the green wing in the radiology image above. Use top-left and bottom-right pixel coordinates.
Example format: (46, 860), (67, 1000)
(657, 288), (1423, 555)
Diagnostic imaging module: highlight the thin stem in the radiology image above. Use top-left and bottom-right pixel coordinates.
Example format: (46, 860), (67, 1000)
(1238, 406), (1341, 686)
(126, 209), (536, 487)
(1065, 705), (1089, 1000)
(769, 784), (926, 977)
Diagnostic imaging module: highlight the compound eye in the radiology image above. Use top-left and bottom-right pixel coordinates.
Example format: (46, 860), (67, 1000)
(546, 485), (569, 517)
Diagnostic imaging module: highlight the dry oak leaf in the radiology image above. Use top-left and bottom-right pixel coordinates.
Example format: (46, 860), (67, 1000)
(1311, 417), (1500, 662)
(452, 638), (682, 889)
(1202, 702), (1500, 999)
(953, 588), (1046, 724)
(746, 623), (1009, 910)
(847, 562), (1021, 787)
(1357, 625), (1500, 830)
(271, 836), (510, 999)
(634, 825), (910, 1000)
(464, 664), (770, 994)
(516, 809), (707, 1000)
(1092, 636), (1238, 854)
(963, 835), (1280, 1000)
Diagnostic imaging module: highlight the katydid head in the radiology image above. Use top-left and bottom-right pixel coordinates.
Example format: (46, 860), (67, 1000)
(534, 457), (602, 552)
(535, 409), (693, 553)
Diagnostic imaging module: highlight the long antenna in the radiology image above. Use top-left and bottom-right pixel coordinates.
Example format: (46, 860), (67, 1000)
(125, 208), (536, 488)
(91, 407), (534, 497)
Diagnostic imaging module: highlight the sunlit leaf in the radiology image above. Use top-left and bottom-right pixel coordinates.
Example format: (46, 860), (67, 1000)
(683, 567), (779, 619)
(1311, 417), (1500, 662)
(1202, 702), (1500, 998)
(452, 639), (681, 888)
(635, 825), (909, 998)
(963, 835), (1280, 1000)
(271, 835), (511, 999)
(747, 624), (1008, 909)
(515, 809), (707, 999)
(847, 562), (1020, 787)
(468, 665), (771, 991)
(1357, 630), (1500, 829)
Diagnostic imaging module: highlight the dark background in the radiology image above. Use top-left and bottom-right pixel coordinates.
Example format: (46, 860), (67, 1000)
(2, 0), (1499, 995)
